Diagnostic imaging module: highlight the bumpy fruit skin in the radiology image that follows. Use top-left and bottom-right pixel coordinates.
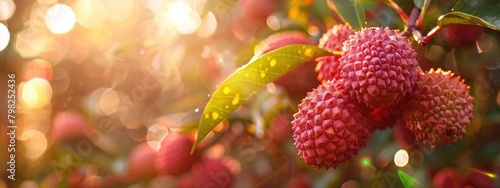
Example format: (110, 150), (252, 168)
(291, 79), (371, 169)
(339, 27), (418, 109)
(156, 134), (199, 176)
(403, 69), (474, 147)
(316, 24), (355, 83)
(255, 31), (319, 99)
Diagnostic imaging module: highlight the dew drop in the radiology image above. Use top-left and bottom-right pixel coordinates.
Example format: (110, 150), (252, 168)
(260, 71), (266, 78)
(304, 48), (312, 57)
(223, 86), (230, 94)
(270, 59), (276, 67)
(211, 112), (219, 120)
(195, 108), (199, 113)
(204, 114), (209, 118)
(232, 94), (240, 105)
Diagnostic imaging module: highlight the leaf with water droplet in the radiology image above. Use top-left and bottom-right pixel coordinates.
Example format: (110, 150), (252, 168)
(192, 45), (332, 152)
(437, 0), (500, 31)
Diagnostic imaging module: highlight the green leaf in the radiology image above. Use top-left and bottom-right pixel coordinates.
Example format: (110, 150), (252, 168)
(397, 170), (422, 188)
(192, 45), (332, 152)
(437, 0), (500, 31)
(327, 0), (366, 30)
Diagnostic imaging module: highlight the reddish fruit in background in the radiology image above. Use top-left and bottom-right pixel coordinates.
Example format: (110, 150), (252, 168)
(339, 27), (418, 109)
(432, 168), (464, 188)
(403, 69), (474, 147)
(254, 31), (314, 56)
(125, 143), (158, 182)
(237, 0), (278, 28)
(316, 24), (355, 84)
(52, 111), (91, 143)
(464, 168), (495, 188)
(268, 113), (293, 144)
(291, 79), (371, 169)
(194, 158), (234, 188)
(442, 24), (484, 47)
(156, 134), (200, 176)
(255, 31), (319, 99)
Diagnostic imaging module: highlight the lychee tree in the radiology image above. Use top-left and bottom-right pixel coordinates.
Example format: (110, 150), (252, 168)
(191, 0), (500, 187)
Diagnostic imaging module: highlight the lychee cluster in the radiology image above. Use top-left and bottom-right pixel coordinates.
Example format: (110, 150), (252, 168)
(291, 26), (474, 169)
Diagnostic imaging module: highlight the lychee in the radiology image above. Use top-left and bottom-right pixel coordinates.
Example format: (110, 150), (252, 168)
(156, 134), (200, 176)
(339, 27), (418, 109)
(291, 79), (371, 169)
(194, 158), (234, 188)
(316, 24), (355, 83)
(442, 24), (484, 47)
(403, 69), (474, 147)
(125, 143), (157, 182)
(432, 168), (464, 188)
(52, 111), (91, 143)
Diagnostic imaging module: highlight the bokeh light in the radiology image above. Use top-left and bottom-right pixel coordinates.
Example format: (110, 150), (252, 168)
(394, 149), (409, 167)
(0, 0), (15, 20)
(19, 130), (48, 161)
(45, 4), (76, 34)
(20, 78), (53, 109)
(162, 0), (201, 34)
(0, 23), (9, 51)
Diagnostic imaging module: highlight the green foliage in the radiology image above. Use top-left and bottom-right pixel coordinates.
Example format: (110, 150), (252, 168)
(327, 0), (366, 30)
(193, 45), (332, 152)
(438, 0), (500, 31)
(398, 170), (422, 188)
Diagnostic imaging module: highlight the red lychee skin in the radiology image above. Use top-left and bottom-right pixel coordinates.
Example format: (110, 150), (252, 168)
(316, 24), (355, 84)
(403, 69), (474, 147)
(432, 168), (465, 188)
(339, 27), (418, 109)
(194, 159), (234, 188)
(255, 31), (319, 99)
(125, 143), (157, 182)
(319, 24), (355, 52)
(156, 134), (199, 176)
(291, 79), (371, 169)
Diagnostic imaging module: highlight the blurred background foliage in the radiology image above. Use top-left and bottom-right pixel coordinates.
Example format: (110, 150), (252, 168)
(0, 0), (499, 187)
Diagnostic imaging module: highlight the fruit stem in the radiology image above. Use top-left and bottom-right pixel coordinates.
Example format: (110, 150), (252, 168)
(402, 8), (425, 44)
(387, 0), (408, 22)
(419, 26), (441, 46)
(416, 0), (431, 28)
